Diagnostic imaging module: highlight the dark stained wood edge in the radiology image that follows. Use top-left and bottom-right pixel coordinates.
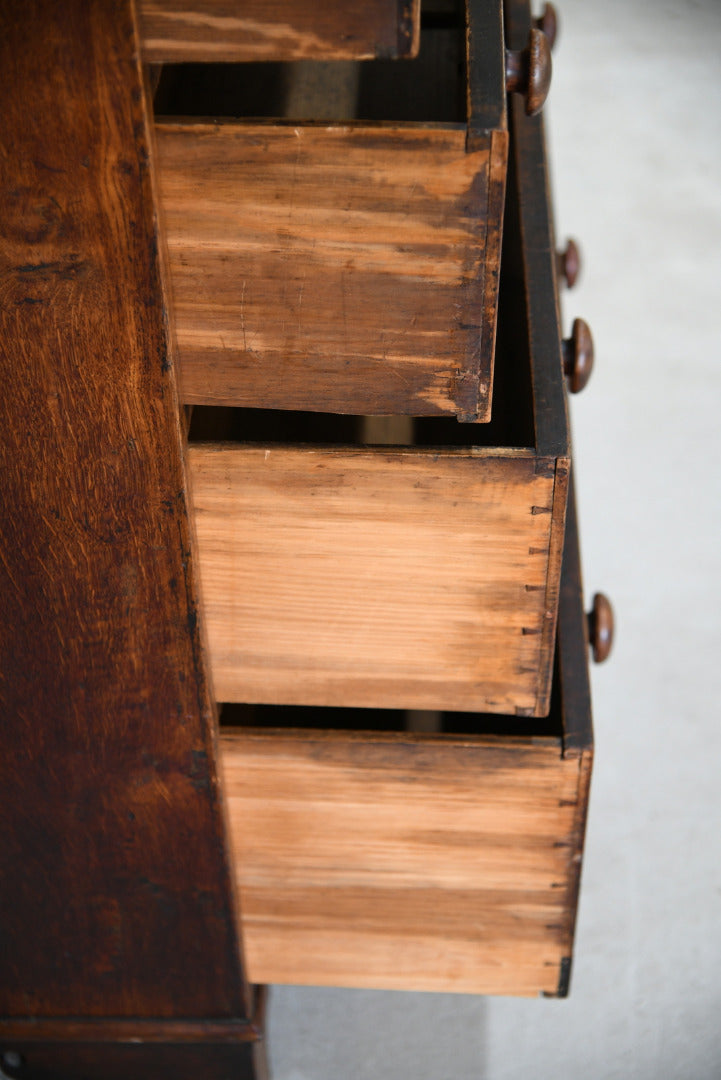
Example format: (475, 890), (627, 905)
(505, 0), (569, 459)
(0, 992), (269, 1078)
(0, 1018), (259, 1046)
(558, 472), (595, 755)
(0, 985), (266, 1043)
(466, 0), (507, 149)
(0, 0), (249, 1025)
(141, 16), (255, 1032)
(398, 0), (422, 58)
(542, 473), (594, 995)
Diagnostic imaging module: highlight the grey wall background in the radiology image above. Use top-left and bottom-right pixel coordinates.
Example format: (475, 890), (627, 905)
(267, 2), (721, 1075)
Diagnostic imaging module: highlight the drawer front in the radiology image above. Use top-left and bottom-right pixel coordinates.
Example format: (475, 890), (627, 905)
(218, 478), (593, 997)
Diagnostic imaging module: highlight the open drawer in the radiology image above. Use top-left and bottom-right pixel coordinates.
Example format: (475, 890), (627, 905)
(139, 0), (422, 63)
(155, 0), (551, 421)
(217, 480), (594, 997)
(186, 78), (573, 716)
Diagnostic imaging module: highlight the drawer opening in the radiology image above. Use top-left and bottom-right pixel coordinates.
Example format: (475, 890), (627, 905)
(153, 1), (468, 127)
(219, 692), (563, 741)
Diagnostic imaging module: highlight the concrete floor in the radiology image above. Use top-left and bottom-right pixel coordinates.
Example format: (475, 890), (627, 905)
(267, 2), (721, 1076)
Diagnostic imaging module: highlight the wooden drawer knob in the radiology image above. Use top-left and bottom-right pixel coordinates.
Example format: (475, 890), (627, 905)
(587, 593), (614, 663)
(505, 28), (552, 116)
(534, 3), (559, 50)
(562, 317), (594, 393)
(556, 238), (581, 289)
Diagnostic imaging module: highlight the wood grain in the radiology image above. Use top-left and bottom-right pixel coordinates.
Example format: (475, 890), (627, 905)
(217, 462), (593, 996)
(189, 445), (566, 715)
(139, 0), (421, 62)
(0, 1041), (267, 1080)
(0, 0), (248, 1029)
(221, 728), (590, 995)
(156, 122), (498, 419)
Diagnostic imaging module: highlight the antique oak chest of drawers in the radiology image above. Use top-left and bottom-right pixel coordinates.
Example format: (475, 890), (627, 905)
(0, 0), (607, 1076)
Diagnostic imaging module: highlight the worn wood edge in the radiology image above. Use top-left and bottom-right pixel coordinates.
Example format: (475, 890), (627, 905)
(221, 725), (561, 755)
(138, 0), (421, 62)
(400, 0), (422, 58)
(189, 442), (536, 462)
(466, 0), (507, 145)
(531, 455), (569, 716)
(137, 13), (253, 1021)
(0, 1015), (263, 1046)
(473, 127), (508, 423)
(155, 116), (467, 135)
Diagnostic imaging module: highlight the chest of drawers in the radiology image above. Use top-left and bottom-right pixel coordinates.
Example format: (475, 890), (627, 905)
(0, 0), (607, 1075)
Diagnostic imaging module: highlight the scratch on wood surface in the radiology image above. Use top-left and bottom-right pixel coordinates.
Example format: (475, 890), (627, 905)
(143, 10), (335, 56)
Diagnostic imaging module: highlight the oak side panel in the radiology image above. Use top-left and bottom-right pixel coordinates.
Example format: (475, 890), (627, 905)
(139, 0), (420, 62)
(156, 122), (491, 418)
(189, 445), (556, 714)
(220, 730), (585, 995)
(0, 0), (248, 1023)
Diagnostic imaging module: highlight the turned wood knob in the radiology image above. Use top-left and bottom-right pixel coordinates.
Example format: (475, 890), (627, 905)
(587, 593), (614, 663)
(556, 238), (581, 289)
(534, 3), (558, 50)
(562, 317), (594, 393)
(505, 28), (552, 116)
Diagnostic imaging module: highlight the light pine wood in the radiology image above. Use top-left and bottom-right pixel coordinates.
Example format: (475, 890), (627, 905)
(220, 730), (593, 995)
(156, 122), (502, 419)
(139, 0), (421, 62)
(188, 445), (568, 715)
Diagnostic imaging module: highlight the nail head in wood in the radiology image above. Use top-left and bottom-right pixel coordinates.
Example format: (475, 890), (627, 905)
(556, 238), (581, 289)
(587, 593), (614, 663)
(534, 3), (558, 50)
(562, 317), (594, 393)
(505, 28), (552, 116)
